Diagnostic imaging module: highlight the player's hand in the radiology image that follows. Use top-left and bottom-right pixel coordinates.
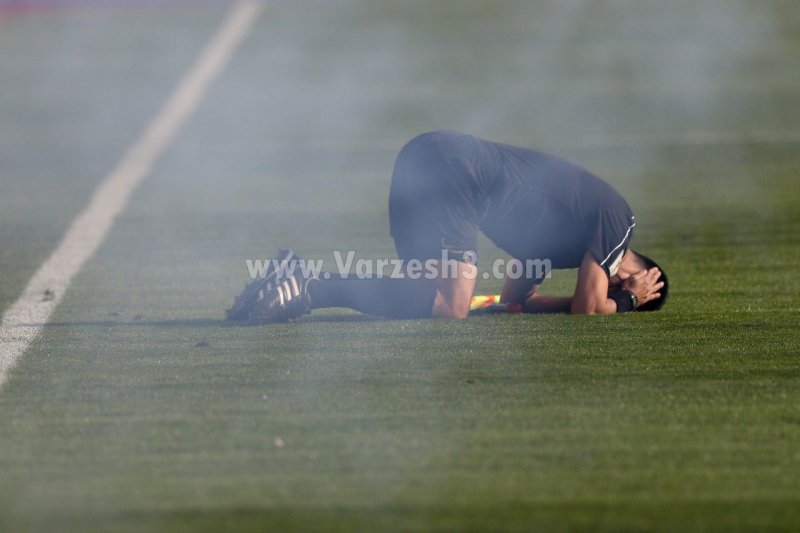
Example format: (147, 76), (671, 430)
(621, 268), (663, 308)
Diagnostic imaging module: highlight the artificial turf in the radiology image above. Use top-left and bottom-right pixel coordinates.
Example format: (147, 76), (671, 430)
(1, 1), (799, 531)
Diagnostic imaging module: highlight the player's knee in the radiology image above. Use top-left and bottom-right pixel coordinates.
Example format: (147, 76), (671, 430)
(431, 296), (470, 319)
(430, 266), (476, 319)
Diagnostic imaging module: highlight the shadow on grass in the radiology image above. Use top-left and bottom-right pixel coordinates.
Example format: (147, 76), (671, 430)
(33, 313), (383, 328)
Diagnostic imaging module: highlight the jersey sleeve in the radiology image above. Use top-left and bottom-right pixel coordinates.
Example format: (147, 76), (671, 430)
(587, 210), (636, 278)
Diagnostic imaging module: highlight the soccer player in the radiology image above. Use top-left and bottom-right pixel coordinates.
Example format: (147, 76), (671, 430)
(227, 131), (667, 323)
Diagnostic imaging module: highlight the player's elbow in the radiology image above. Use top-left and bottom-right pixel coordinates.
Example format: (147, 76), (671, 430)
(570, 298), (612, 316)
(570, 304), (596, 315)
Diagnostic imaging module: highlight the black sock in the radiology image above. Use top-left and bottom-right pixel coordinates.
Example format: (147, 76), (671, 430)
(308, 274), (437, 318)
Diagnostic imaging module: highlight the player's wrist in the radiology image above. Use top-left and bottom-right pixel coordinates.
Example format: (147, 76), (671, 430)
(609, 289), (638, 312)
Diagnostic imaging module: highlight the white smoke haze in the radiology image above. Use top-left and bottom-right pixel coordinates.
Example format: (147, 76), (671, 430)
(147, 0), (792, 497)
(5, 0), (792, 512)
(183, 0), (787, 239)
(123, 0), (790, 314)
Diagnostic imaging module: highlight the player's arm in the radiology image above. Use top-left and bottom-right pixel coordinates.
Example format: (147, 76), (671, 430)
(499, 256), (620, 315)
(500, 275), (571, 313)
(570, 251), (617, 314)
(499, 251), (662, 315)
(571, 251), (663, 314)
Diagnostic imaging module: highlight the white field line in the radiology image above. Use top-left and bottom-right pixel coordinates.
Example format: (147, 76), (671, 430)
(0, 0), (263, 389)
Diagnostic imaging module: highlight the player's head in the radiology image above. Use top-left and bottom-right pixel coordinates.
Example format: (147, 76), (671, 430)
(630, 250), (669, 311)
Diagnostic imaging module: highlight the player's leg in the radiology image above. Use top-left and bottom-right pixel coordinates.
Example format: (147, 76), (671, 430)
(307, 273), (438, 319)
(302, 138), (448, 320)
(247, 131), (481, 323)
(306, 257), (476, 319)
(391, 133), (481, 317)
(430, 260), (476, 318)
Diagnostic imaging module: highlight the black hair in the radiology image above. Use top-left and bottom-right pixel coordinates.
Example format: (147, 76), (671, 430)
(632, 251), (668, 312)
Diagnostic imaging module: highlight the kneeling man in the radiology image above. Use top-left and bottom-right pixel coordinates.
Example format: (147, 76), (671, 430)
(227, 131), (667, 323)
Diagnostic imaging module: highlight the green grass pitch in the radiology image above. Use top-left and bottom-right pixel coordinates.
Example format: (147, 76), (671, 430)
(1, 1), (799, 531)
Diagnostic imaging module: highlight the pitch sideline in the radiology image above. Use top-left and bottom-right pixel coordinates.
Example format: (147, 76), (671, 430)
(0, 0), (263, 389)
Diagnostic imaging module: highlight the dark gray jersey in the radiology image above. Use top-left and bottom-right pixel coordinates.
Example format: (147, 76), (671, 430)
(389, 131), (635, 277)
